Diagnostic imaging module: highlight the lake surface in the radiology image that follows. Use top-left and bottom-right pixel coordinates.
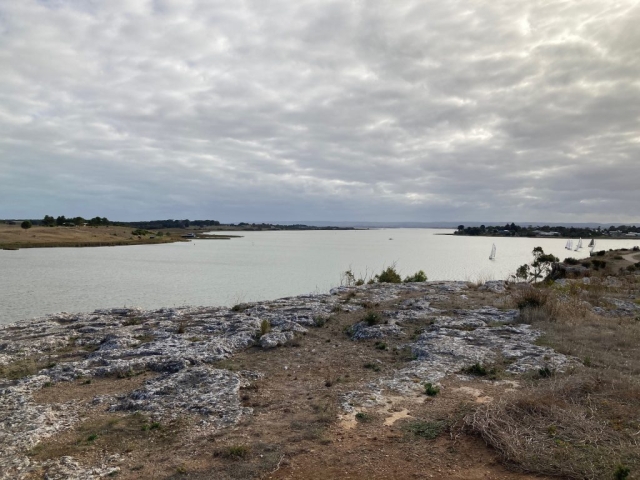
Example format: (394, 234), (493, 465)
(1, 229), (638, 323)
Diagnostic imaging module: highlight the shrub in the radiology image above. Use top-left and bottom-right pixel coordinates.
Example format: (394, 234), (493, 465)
(363, 311), (380, 326)
(375, 266), (402, 283)
(364, 362), (381, 372)
(564, 257), (579, 265)
(424, 382), (440, 396)
(404, 270), (428, 283)
(220, 445), (250, 459)
(614, 465), (631, 480)
(512, 286), (549, 310)
(21, 220), (32, 229)
(374, 341), (387, 350)
(355, 412), (371, 422)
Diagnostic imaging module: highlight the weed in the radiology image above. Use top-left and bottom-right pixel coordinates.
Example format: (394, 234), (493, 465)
(462, 363), (488, 376)
(260, 319), (271, 336)
(123, 317), (142, 326)
(176, 321), (186, 334)
(313, 316), (327, 327)
(87, 433), (98, 442)
(231, 303), (248, 312)
(614, 465), (631, 480)
(43, 381), (53, 388)
(331, 304), (343, 313)
(219, 444), (250, 459)
(363, 311), (380, 326)
(374, 341), (387, 350)
(363, 362), (381, 372)
(423, 382), (440, 396)
(355, 412), (371, 422)
(538, 366), (553, 378)
(403, 420), (444, 439)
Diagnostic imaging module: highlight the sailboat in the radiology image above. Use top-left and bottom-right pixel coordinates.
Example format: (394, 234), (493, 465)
(574, 238), (582, 251)
(588, 239), (595, 247)
(565, 239), (573, 250)
(489, 243), (496, 260)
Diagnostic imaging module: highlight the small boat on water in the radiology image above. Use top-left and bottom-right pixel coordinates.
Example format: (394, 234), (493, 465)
(574, 238), (582, 251)
(588, 239), (595, 247)
(489, 243), (496, 260)
(565, 239), (573, 250)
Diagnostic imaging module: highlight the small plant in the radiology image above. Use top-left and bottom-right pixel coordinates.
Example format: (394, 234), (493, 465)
(176, 321), (186, 334)
(423, 382), (440, 396)
(538, 366), (553, 378)
(150, 421), (161, 430)
(331, 304), (343, 313)
(87, 433), (98, 442)
(231, 303), (248, 312)
(355, 412), (371, 422)
(364, 362), (381, 372)
(564, 257), (580, 265)
(374, 341), (387, 350)
(614, 465), (630, 480)
(223, 444), (250, 459)
(462, 362), (488, 376)
(260, 319), (271, 336)
(363, 311), (380, 326)
(314, 316), (327, 327)
(403, 420), (444, 439)
(404, 270), (428, 283)
(123, 317), (142, 326)
(43, 381), (53, 388)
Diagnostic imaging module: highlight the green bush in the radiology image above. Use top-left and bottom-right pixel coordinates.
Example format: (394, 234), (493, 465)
(564, 257), (579, 265)
(21, 220), (32, 229)
(363, 311), (380, 326)
(423, 382), (440, 396)
(404, 270), (428, 283)
(375, 266), (402, 283)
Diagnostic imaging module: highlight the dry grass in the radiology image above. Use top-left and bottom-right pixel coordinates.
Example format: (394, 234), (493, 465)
(0, 224), (180, 249)
(471, 267), (640, 479)
(466, 371), (640, 479)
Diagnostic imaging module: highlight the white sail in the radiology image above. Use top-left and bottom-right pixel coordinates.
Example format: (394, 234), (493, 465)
(565, 240), (571, 249)
(489, 244), (496, 260)
(574, 238), (582, 251)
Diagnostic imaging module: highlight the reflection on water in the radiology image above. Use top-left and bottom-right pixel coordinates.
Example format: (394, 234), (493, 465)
(1, 229), (637, 323)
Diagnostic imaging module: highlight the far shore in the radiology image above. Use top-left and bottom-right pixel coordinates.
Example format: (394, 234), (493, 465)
(0, 224), (239, 250)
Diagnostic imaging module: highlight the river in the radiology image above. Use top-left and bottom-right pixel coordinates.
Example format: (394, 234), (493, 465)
(1, 229), (637, 323)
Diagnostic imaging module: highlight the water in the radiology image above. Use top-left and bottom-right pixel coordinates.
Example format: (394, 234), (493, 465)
(1, 229), (637, 323)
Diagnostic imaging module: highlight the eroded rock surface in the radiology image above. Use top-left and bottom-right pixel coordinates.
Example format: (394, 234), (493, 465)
(0, 281), (575, 479)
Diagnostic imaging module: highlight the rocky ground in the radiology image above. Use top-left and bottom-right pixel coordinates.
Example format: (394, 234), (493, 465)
(1, 267), (637, 479)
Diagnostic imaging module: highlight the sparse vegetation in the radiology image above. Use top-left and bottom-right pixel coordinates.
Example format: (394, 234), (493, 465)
(363, 311), (380, 326)
(403, 420), (445, 439)
(375, 266), (402, 283)
(423, 382), (440, 396)
(363, 362), (381, 372)
(404, 270), (428, 283)
(260, 319), (271, 336)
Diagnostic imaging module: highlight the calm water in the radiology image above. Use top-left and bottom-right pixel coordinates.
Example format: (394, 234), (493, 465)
(1, 229), (637, 323)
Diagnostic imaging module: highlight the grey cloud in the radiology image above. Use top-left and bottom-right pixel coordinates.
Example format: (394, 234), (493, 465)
(0, 0), (638, 222)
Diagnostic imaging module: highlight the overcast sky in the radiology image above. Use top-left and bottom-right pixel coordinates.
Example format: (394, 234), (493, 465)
(1, 0), (638, 223)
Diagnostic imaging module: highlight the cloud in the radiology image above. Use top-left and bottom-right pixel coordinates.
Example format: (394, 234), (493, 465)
(0, 0), (638, 222)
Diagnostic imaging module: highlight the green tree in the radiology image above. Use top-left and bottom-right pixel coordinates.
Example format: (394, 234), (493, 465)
(42, 215), (55, 227)
(21, 220), (32, 229)
(513, 247), (558, 283)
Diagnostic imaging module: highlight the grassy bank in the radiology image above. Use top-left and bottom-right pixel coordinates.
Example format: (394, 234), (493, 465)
(0, 224), (238, 250)
(466, 250), (640, 479)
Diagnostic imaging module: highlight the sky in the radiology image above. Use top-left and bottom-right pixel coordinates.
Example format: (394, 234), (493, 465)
(0, 0), (639, 223)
